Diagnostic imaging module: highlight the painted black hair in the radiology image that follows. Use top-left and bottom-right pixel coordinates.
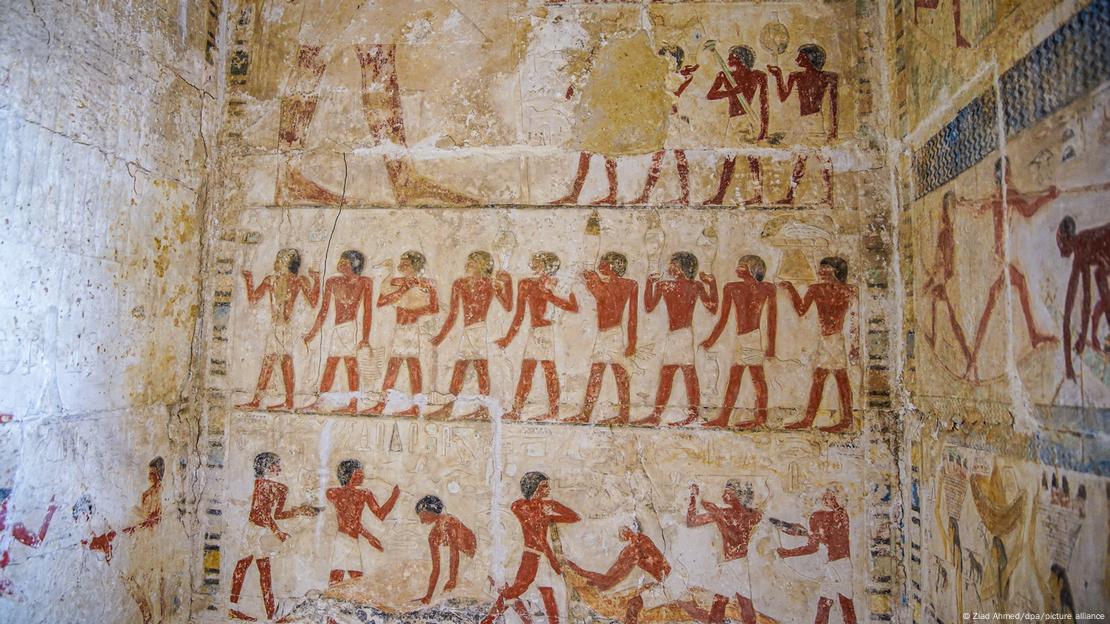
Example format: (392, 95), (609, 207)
(254, 452), (280, 478)
(341, 250), (366, 275)
(337, 459), (363, 486)
(416, 495), (444, 515)
(520, 471), (549, 500)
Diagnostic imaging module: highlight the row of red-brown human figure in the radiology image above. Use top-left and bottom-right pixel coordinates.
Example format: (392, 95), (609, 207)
(231, 453), (857, 624)
(237, 247), (858, 434)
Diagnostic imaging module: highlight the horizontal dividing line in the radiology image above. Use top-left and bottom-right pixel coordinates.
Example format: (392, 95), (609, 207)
(243, 202), (852, 212)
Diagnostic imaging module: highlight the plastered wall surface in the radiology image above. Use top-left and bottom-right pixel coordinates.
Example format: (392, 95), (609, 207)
(195, 0), (902, 623)
(892, 0), (1110, 620)
(0, 0), (1107, 623)
(0, 0), (218, 622)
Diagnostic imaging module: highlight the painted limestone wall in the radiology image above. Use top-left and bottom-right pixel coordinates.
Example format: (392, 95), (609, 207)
(195, 0), (901, 623)
(890, 0), (1110, 620)
(0, 0), (220, 622)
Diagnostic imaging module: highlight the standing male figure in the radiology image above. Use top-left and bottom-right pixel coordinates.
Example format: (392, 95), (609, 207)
(229, 452), (320, 621)
(415, 495), (477, 605)
(480, 472), (581, 624)
(0, 489), (56, 596)
(779, 257), (858, 433)
(632, 45), (700, 205)
(364, 251), (439, 417)
(636, 252), (718, 427)
(120, 457), (166, 623)
(566, 252), (639, 424)
(238, 249), (321, 411)
(325, 459), (400, 586)
(964, 157), (1058, 378)
(682, 481), (763, 624)
(302, 250), (373, 414)
(701, 255), (777, 429)
(429, 251), (513, 419)
(767, 44), (838, 205)
(914, 0), (970, 48)
(567, 521), (683, 624)
(702, 44), (768, 206)
(497, 253), (580, 421)
(775, 488), (858, 624)
(922, 192), (974, 376)
(1056, 216), (1110, 380)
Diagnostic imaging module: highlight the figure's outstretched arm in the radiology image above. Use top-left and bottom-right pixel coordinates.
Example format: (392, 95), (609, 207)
(701, 285), (734, 349)
(497, 285), (529, 347)
(766, 288), (778, 357)
(242, 272), (270, 305)
(626, 281), (639, 355)
(828, 74), (839, 139)
(495, 271), (514, 311)
(304, 278), (335, 343)
(1063, 265), (1081, 379)
(420, 532), (441, 603)
(645, 275), (663, 312)
(778, 516), (821, 558)
(360, 278), (374, 344)
(368, 485), (401, 521)
(431, 282), (462, 346)
(698, 273), (719, 314)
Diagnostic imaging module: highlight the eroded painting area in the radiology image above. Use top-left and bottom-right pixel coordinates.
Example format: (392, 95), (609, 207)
(897, 0), (1110, 620)
(221, 0), (868, 209)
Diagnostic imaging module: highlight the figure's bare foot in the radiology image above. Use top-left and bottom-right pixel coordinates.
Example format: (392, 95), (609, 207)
(956, 32), (971, 48)
(745, 194), (764, 206)
(561, 413), (591, 424)
(550, 193), (580, 206)
(395, 405), (420, 418)
(295, 399), (323, 414)
(733, 417), (766, 431)
(228, 609), (257, 621)
(784, 417), (814, 430)
(630, 192), (651, 205)
(594, 192), (618, 206)
(669, 410), (700, 427)
(359, 402), (387, 416)
(819, 418), (852, 433)
(502, 408), (523, 421)
(774, 192), (795, 205)
(702, 415), (731, 428)
(236, 398), (262, 410)
(597, 414), (629, 426)
(702, 195), (726, 206)
(456, 407), (489, 420)
(266, 400), (294, 412)
(538, 411), (561, 422)
(426, 405), (453, 420)
(669, 194), (691, 205)
(333, 400), (358, 415)
(631, 412), (662, 426)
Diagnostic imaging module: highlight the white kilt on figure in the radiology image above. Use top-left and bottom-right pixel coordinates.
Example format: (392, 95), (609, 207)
(330, 533), (365, 572)
(458, 322), (488, 360)
(814, 332), (847, 369)
(390, 323), (422, 359)
(734, 329), (765, 366)
(328, 320), (359, 358)
(662, 327), (696, 365)
(702, 556), (754, 599)
(819, 556), (853, 598)
(265, 322), (294, 357)
(590, 326), (627, 364)
(523, 325), (555, 361)
(243, 522), (284, 559)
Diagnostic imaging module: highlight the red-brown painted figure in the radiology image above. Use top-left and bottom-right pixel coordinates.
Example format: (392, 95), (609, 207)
(680, 481), (763, 624)
(703, 45), (768, 206)
(1056, 216), (1110, 381)
(429, 251), (513, 420)
(415, 495), (477, 605)
(775, 488), (858, 624)
(326, 459), (400, 587)
(964, 158), (1058, 379)
(73, 494), (115, 563)
(497, 253), (580, 421)
(480, 472), (581, 624)
(636, 252), (718, 427)
(275, 45), (341, 205)
(701, 256), (777, 430)
(301, 250), (373, 414)
(0, 488), (56, 596)
(566, 252), (638, 425)
(238, 249), (321, 411)
(914, 0), (971, 48)
(767, 45), (838, 205)
(633, 45), (699, 205)
(566, 522), (677, 624)
(364, 251), (439, 417)
(229, 452), (320, 621)
(779, 257), (858, 433)
(922, 192), (974, 376)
